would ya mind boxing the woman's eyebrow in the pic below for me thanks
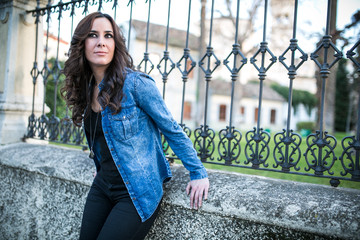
[89,30,113,33]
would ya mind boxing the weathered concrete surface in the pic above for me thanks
[0,143,359,240]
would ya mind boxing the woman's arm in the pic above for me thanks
[134,73,209,209]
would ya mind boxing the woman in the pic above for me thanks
[62,12,209,240]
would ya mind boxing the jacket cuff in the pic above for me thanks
[189,168,208,180]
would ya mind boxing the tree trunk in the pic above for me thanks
[195,0,206,127]
[315,0,337,134]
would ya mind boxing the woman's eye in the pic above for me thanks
[88,33,97,38]
[105,33,113,38]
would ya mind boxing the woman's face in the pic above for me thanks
[85,17,115,72]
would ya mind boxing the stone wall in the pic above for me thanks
[0,143,359,240]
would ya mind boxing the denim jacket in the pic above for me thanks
[83,70,208,222]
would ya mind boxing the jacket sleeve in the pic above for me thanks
[134,73,208,180]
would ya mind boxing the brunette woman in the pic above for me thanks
[62,12,209,240]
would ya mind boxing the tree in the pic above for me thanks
[45,58,67,119]
[334,59,350,132]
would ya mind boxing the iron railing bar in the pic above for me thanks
[164,0,171,52]
[228,0,241,129]
[160,0,174,99]
[208,0,214,47]
[52,2,63,119]
[127,0,134,50]
[177,0,195,133]
[113,0,117,20]
[262,0,268,42]
[27,0,41,138]
[185,0,191,49]
[145,0,151,54]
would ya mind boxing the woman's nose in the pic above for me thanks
[97,37,105,47]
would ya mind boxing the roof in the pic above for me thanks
[131,19,200,49]
[210,80,285,102]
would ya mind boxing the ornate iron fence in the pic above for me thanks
[25,0,360,187]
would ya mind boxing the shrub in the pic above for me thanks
[296,121,315,131]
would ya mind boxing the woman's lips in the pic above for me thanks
[94,51,107,55]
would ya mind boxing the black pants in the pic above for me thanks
[79,174,160,240]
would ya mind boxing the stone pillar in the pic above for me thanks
[0,0,45,144]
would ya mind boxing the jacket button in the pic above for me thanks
[132,197,136,200]
[117,164,121,168]
[104,131,108,134]
[125,181,129,184]
[111,148,114,151]
[123,116,126,119]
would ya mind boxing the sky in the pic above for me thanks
[44,0,360,53]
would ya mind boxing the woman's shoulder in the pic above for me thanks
[124,69,155,86]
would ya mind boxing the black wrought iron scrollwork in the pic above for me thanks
[27,114,38,138]
[23,0,360,186]
[195,0,218,162]
[218,126,242,165]
[157,51,175,87]
[274,0,306,173]
[27,0,41,138]
[198,47,221,77]
[311,35,343,74]
[48,116,60,141]
[304,131,337,176]
[217,0,246,165]
[194,125,215,162]
[72,125,85,145]
[346,39,360,72]
[246,0,274,168]
[250,42,277,81]
[179,123,191,138]
[28,60,40,138]
[60,117,72,143]
[306,0,342,180]
[244,128,270,168]
[273,129,301,172]
[339,39,360,181]
[38,0,52,140]
[340,136,360,180]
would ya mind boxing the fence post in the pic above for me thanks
[0,0,45,144]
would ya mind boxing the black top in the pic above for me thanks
[84,109,124,185]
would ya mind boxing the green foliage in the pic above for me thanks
[335,59,350,132]
[296,121,315,131]
[271,84,317,115]
[45,58,68,119]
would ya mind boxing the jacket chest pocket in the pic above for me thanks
[110,106,138,141]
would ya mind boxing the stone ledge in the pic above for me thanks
[0,143,359,239]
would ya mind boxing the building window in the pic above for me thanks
[254,107,258,123]
[240,106,245,115]
[183,101,192,120]
[219,104,226,121]
[270,109,276,124]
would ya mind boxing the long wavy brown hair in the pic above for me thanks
[62,12,134,126]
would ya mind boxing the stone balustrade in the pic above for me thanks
[0,142,359,239]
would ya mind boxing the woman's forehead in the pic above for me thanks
[91,17,113,32]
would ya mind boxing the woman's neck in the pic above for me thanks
[91,68,106,85]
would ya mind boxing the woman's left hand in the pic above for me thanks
[186,178,209,210]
